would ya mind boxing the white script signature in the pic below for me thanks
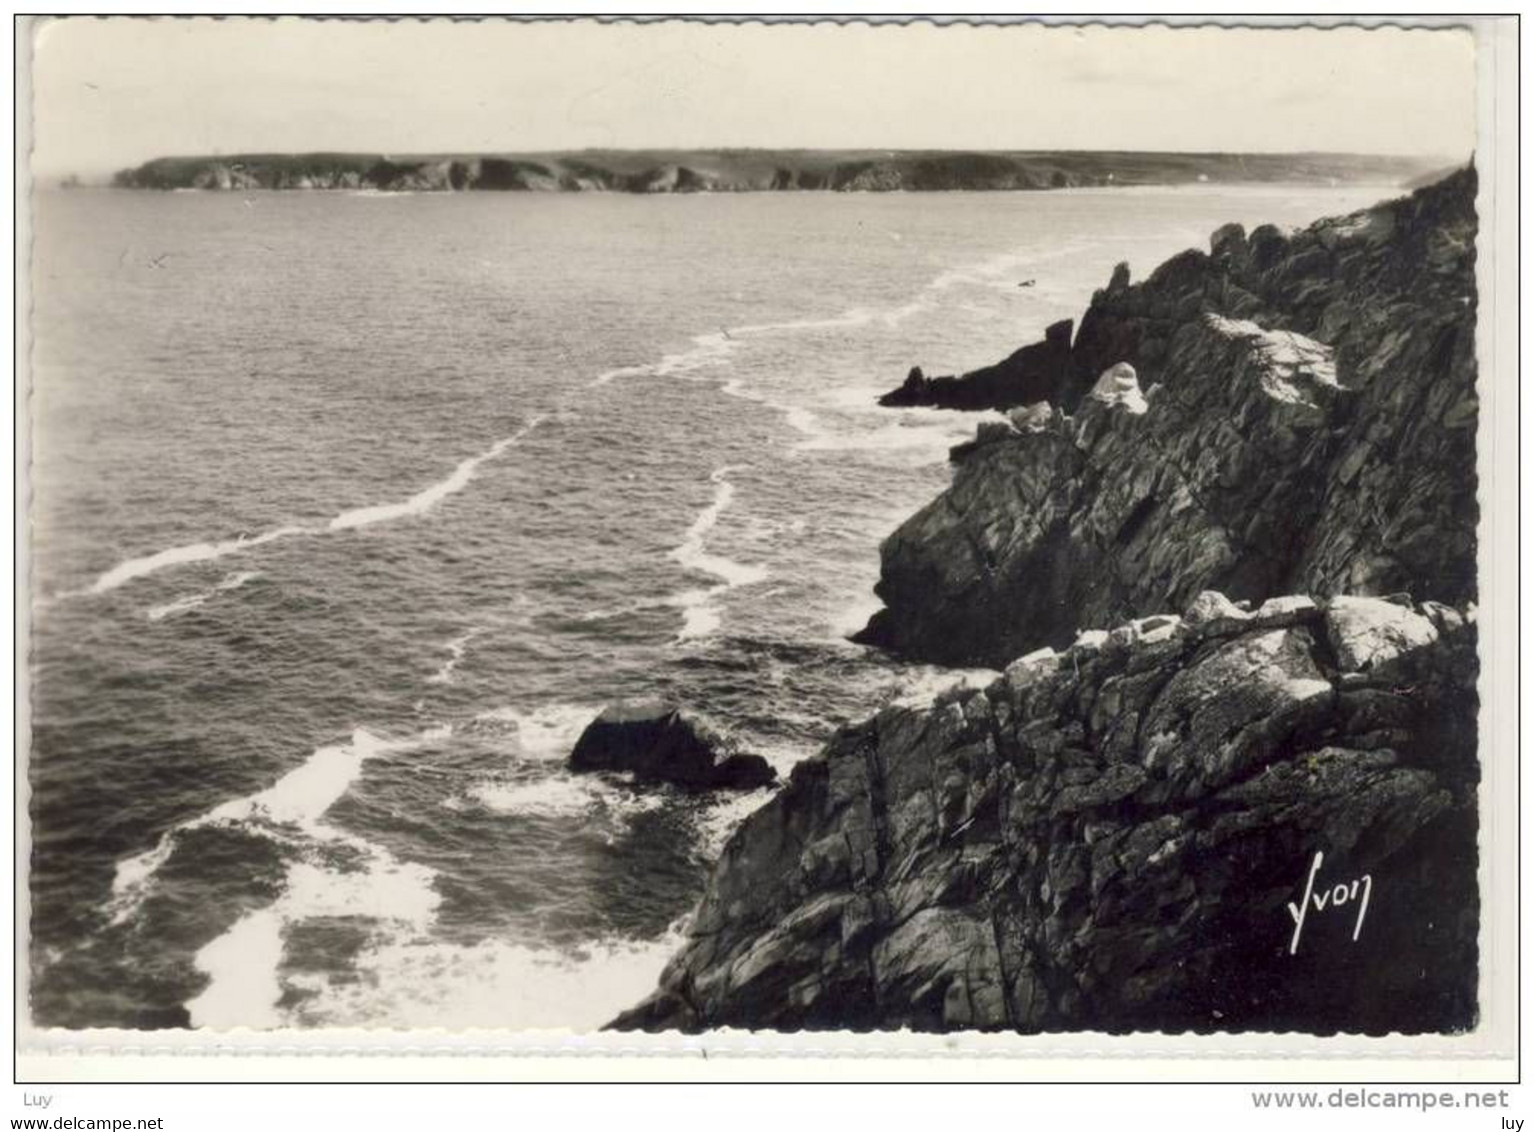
[1286,850,1372,955]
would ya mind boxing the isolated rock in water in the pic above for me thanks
[878,319,1075,411]
[858,168,1479,667]
[614,595,1479,1034]
[570,703,776,791]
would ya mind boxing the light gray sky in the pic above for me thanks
[29,18,1477,178]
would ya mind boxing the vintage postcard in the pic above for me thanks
[13,14,1518,1083]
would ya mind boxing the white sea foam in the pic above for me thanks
[329,417,545,531]
[81,416,547,597]
[185,908,287,1029]
[190,792,673,1030]
[108,727,448,928]
[469,776,598,818]
[590,362,656,387]
[188,850,442,1030]
[879,297,933,326]
[786,398,1002,464]
[469,772,666,821]
[572,600,661,625]
[781,407,822,438]
[470,702,596,761]
[925,241,1088,295]
[731,308,879,336]
[145,571,263,622]
[426,627,485,685]
[791,418,979,460]
[716,378,830,453]
[662,332,741,381]
[666,467,768,641]
[163,726,451,1029]
[671,593,723,641]
[595,330,740,390]
[90,528,305,595]
[288,926,687,1031]
[830,590,887,640]
[669,469,769,588]
[886,666,1002,709]
[453,703,663,833]
[694,777,786,858]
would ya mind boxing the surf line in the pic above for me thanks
[426,626,486,686]
[89,237,1036,602]
[145,570,264,622]
[592,235,1071,400]
[77,415,549,598]
[584,281,981,449]
[666,466,768,641]
[104,725,449,1029]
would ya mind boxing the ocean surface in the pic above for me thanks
[28,182,1391,1031]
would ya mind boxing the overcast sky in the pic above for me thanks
[29,18,1477,178]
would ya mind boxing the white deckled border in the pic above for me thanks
[9,10,1520,1083]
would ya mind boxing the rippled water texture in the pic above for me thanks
[28,184,1390,1029]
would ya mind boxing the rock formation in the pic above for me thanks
[616,168,1481,1035]
[878,320,1076,410]
[858,168,1478,668]
[614,594,1478,1033]
[570,703,776,792]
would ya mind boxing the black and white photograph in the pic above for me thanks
[14,14,1517,1082]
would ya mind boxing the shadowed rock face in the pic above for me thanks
[613,595,1478,1034]
[858,168,1478,668]
[879,320,1076,410]
[615,169,1482,1037]
[570,703,777,792]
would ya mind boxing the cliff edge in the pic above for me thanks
[616,594,1477,1033]
[858,168,1478,668]
[614,169,1481,1035]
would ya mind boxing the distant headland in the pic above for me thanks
[107,149,1453,194]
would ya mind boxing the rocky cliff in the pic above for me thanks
[110,150,1444,195]
[615,169,1481,1035]
[879,320,1076,411]
[858,168,1478,667]
[617,594,1478,1033]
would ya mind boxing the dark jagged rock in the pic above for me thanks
[613,594,1478,1034]
[858,168,1478,668]
[878,320,1075,410]
[617,168,1482,1038]
[570,703,776,792]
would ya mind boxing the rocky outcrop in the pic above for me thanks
[110,151,1444,195]
[614,594,1478,1034]
[570,703,776,791]
[615,168,1481,1037]
[878,320,1076,410]
[857,168,1478,668]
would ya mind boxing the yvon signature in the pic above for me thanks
[1287,851,1372,955]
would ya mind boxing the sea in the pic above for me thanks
[28,182,1391,1031]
